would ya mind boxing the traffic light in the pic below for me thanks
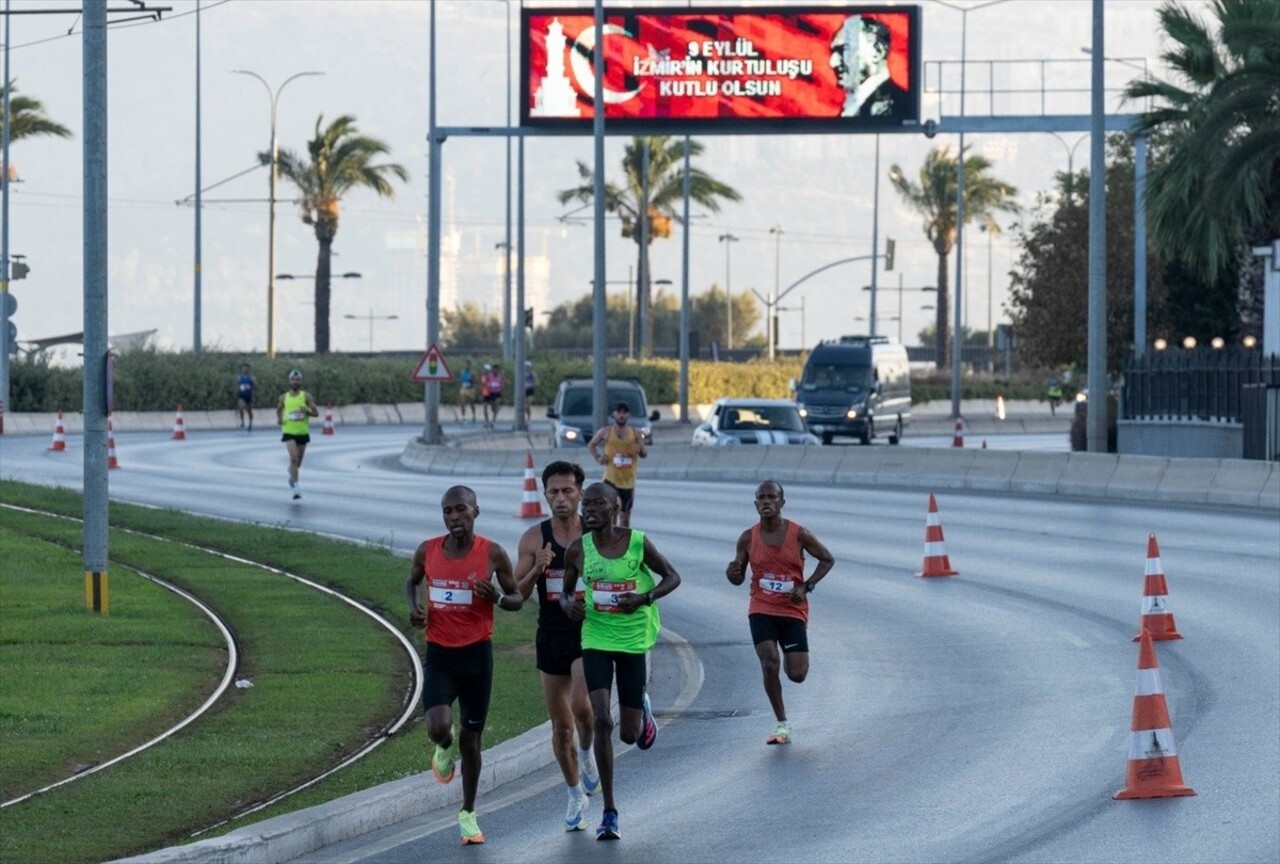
[884,238,896,272]
[524,307,534,328]
[11,260,29,280]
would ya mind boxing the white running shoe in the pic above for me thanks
[580,753,600,796]
[291,481,301,500]
[564,793,588,832]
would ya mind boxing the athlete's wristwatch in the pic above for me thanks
[644,591,654,606]
[803,581,814,594]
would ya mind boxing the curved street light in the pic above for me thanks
[232,68,324,357]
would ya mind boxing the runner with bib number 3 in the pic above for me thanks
[726,480,835,746]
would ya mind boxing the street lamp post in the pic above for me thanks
[278,272,361,350]
[769,225,784,360]
[718,232,739,352]
[1048,132,1089,203]
[233,69,323,358]
[344,308,399,353]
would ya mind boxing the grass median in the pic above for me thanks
[0,481,543,864]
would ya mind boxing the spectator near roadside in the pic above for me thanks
[482,363,504,429]
[457,360,478,424]
[523,361,538,421]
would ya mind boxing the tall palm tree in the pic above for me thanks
[265,114,407,354]
[1124,0,1280,294]
[0,81,72,182]
[889,146,1019,366]
[558,136,741,357]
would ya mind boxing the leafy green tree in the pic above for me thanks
[441,302,502,350]
[1007,138,1170,373]
[889,147,1019,367]
[266,115,408,354]
[557,137,742,358]
[1124,0,1280,332]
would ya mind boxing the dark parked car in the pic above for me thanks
[546,378,659,448]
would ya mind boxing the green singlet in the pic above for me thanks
[581,529,659,653]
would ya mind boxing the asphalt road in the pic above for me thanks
[2,426,1276,864]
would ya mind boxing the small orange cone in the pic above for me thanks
[107,417,120,470]
[48,410,67,452]
[322,405,335,436]
[952,416,965,448]
[916,493,958,578]
[171,404,187,440]
[1114,629,1196,800]
[1133,533,1183,642]
[517,452,545,518]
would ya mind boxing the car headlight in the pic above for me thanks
[845,408,859,419]
[797,404,808,419]
[561,427,580,442]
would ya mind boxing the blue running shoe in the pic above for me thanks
[637,693,657,750]
[596,808,620,841]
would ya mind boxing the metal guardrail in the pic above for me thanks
[1122,348,1280,425]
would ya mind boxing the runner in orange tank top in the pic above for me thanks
[726,480,835,746]
[407,485,523,845]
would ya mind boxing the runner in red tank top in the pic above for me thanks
[726,480,835,746]
[407,485,523,845]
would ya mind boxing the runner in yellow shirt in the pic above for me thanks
[275,369,319,500]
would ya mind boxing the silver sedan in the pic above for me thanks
[691,398,821,446]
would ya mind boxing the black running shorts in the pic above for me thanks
[423,640,494,731]
[748,613,809,654]
[535,628,583,677]
[581,649,647,710]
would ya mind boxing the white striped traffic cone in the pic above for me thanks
[1114,629,1195,799]
[951,416,965,448]
[107,417,120,470]
[517,452,545,519]
[916,493,958,578]
[322,405,335,436]
[171,404,187,440]
[48,410,67,452]
[1133,533,1183,642]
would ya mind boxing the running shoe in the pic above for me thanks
[580,752,600,796]
[292,484,302,501]
[596,808,620,841]
[637,693,657,750]
[458,809,484,845]
[432,733,458,784]
[766,721,792,745]
[564,793,588,832]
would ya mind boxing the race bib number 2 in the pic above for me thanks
[429,581,473,607]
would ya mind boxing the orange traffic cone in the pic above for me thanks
[48,410,67,452]
[322,405,335,436]
[916,493,958,578]
[517,452,545,518]
[171,404,187,440]
[1114,629,1196,799]
[107,417,120,470]
[952,416,965,448]
[1133,533,1183,642]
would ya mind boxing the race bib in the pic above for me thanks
[592,579,636,613]
[612,454,634,469]
[543,570,583,602]
[758,572,795,594]
[429,579,474,607]
[288,410,306,421]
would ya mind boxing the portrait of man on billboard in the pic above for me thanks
[828,15,908,118]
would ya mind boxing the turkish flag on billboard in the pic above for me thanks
[523,6,921,130]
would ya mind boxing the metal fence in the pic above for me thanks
[1242,383,1280,462]
[1121,349,1280,424]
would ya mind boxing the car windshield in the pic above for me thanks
[801,363,871,392]
[721,405,806,433]
[562,388,645,418]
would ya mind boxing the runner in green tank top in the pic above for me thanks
[560,482,682,841]
[275,369,319,500]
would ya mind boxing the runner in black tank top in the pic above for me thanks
[513,461,599,830]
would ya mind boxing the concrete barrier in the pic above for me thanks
[399,438,1278,512]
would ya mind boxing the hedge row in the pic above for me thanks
[7,350,1063,413]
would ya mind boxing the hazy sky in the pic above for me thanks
[5,0,1206,360]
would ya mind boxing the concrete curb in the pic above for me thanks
[398,440,1279,513]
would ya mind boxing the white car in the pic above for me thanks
[692,398,820,446]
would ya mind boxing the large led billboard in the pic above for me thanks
[522,5,922,131]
